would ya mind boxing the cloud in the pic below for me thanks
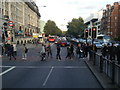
[36,0,119,30]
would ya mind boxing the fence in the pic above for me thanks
[89,50,120,87]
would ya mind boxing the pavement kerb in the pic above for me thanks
[84,60,119,89]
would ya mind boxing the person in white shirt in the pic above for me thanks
[13,43,17,56]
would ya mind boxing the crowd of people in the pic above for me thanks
[1,42,28,60]
[1,42,17,60]
[1,41,120,65]
[101,43,120,64]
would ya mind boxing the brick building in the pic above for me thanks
[101,2,120,38]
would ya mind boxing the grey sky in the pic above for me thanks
[36,0,119,30]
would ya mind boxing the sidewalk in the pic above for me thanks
[84,59,119,88]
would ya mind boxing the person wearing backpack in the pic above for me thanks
[22,44,28,60]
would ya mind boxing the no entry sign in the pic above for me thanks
[8,21,14,27]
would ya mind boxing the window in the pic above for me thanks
[115,16,117,20]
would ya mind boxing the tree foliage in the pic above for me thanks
[44,20,62,36]
[67,17,86,37]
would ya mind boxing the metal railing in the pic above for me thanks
[89,50,120,87]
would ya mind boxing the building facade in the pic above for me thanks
[0,0,41,44]
[101,2,120,38]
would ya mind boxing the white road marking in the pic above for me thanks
[43,66,54,86]
[0,66,16,76]
[54,66,87,68]
[0,66,12,68]
[1,66,87,69]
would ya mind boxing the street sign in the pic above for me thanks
[8,21,14,27]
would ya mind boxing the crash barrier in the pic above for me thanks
[89,50,120,87]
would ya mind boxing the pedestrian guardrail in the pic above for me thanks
[89,50,120,87]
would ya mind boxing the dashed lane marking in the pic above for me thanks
[0,66,16,76]
[43,66,54,86]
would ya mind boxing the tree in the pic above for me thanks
[67,17,86,37]
[44,20,62,36]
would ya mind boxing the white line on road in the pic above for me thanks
[1,66,87,69]
[0,66,16,76]
[43,66,54,86]
[0,66,12,68]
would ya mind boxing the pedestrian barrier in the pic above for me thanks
[89,50,120,87]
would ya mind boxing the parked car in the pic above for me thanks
[94,42,103,49]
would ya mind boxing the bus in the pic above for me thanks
[48,36,55,42]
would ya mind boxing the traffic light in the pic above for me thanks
[85,29,88,38]
[92,27,97,38]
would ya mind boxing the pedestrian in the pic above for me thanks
[66,45,71,59]
[22,44,28,60]
[84,43,89,58]
[76,44,82,58]
[116,44,120,64]
[92,44,97,52]
[40,44,46,61]
[101,44,107,58]
[13,43,17,56]
[8,44,16,60]
[88,44,93,60]
[46,43,52,58]
[70,44,74,59]
[4,42,10,56]
[1,43,4,56]
[56,44,61,60]
[105,43,110,59]
[109,43,116,61]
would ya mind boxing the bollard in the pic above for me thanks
[111,60,115,84]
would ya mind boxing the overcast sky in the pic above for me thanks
[36,0,119,31]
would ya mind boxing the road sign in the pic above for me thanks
[8,21,14,27]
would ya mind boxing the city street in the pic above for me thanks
[1,44,102,88]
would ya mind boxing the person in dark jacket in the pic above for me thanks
[116,44,120,64]
[8,44,16,60]
[66,45,71,59]
[46,43,52,58]
[109,43,116,61]
[83,43,89,58]
[76,44,83,58]
[101,44,107,58]
[56,44,61,60]
[92,44,97,52]
[70,44,74,59]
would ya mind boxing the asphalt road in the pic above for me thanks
[1,44,102,88]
